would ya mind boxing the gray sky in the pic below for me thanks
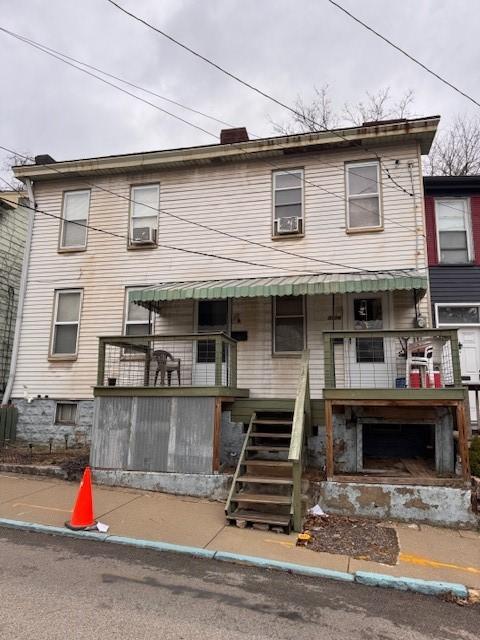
[1,0,479,175]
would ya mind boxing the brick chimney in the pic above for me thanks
[220,127,249,144]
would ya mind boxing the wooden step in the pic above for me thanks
[237,475,293,485]
[232,493,292,505]
[245,459,293,467]
[253,419,292,425]
[246,445,290,452]
[250,432,291,438]
[227,509,291,527]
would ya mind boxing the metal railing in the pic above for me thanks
[97,333,237,388]
[323,329,462,390]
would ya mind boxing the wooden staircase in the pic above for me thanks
[225,411,295,532]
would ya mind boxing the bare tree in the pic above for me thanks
[270,86,415,135]
[424,115,480,176]
[0,153,32,192]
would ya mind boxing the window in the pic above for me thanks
[437,305,480,325]
[60,190,90,249]
[273,296,305,353]
[124,288,151,336]
[129,184,159,244]
[435,199,473,264]
[50,290,82,357]
[346,161,381,231]
[353,297,384,363]
[273,169,303,236]
[55,402,78,425]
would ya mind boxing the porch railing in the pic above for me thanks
[323,329,462,390]
[97,333,237,388]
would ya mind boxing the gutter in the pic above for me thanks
[1,178,35,405]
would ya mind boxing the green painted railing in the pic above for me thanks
[288,350,311,532]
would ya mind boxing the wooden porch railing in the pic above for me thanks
[289,350,311,532]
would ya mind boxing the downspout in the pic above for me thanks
[1,178,35,405]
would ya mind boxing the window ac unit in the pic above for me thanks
[131,226,157,244]
[277,216,300,234]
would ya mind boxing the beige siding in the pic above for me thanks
[13,143,428,400]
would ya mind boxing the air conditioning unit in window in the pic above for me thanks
[131,227,157,245]
[277,216,300,234]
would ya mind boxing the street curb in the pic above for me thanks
[0,517,471,599]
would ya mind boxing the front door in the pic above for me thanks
[458,327,480,422]
[346,293,392,388]
[193,300,230,385]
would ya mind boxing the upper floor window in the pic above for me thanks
[435,198,473,264]
[50,289,82,358]
[346,161,382,231]
[60,190,90,250]
[124,288,151,336]
[272,169,303,237]
[129,184,159,246]
[273,295,305,354]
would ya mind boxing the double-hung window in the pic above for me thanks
[273,296,305,354]
[60,190,90,250]
[124,288,151,336]
[346,161,382,231]
[129,184,159,245]
[273,169,304,236]
[435,198,473,264]
[50,290,82,357]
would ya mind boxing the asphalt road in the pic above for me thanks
[0,527,477,640]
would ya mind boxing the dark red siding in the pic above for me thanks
[424,195,438,266]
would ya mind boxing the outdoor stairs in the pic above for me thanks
[225,411,295,532]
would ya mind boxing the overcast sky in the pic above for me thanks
[1,0,479,177]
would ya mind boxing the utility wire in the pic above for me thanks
[104,0,413,197]
[327,0,480,111]
[0,26,423,238]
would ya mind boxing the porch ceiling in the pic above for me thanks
[131,269,427,306]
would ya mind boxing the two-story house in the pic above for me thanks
[425,175,480,431]
[9,117,474,529]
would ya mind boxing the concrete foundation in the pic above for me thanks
[220,411,244,468]
[93,469,232,500]
[318,480,477,528]
[12,398,94,444]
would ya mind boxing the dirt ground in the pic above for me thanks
[298,514,400,565]
[0,444,89,480]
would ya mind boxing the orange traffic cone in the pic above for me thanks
[65,466,97,530]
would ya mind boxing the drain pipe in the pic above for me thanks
[1,178,35,405]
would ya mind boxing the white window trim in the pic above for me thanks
[59,189,91,251]
[345,161,382,232]
[272,169,304,237]
[273,296,306,355]
[435,302,480,327]
[50,289,83,358]
[435,197,474,264]
[55,401,78,426]
[124,286,152,336]
[129,184,160,245]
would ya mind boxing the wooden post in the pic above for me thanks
[212,398,222,472]
[323,334,334,389]
[292,460,303,532]
[215,336,223,386]
[325,399,334,479]
[455,401,471,481]
[97,339,106,386]
[450,330,462,387]
[143,346,152,387]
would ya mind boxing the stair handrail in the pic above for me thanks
[288,350,310,531]
[225,412,256,515]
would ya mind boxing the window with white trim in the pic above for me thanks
[60,190,90,249]
[273,296,305,353]
[124,288,151,336]
[55,402,78,425]
[346,161,381,230]
[273,169,303,236]
[437,304,480,325]
[51,290,82,357]
[435,198,473,264]
[129,184,159,245]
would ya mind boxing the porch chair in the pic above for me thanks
[405,341,433,388]
[153,349,181,386]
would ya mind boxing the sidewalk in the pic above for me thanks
[0,472,479,590]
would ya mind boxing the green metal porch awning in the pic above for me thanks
[131,270,427,305]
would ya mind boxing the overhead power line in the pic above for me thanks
[327,0,480,111]
[104,0,413,197]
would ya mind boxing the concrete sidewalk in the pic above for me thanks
[0,472,479,590]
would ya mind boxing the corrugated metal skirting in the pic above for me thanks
[90,396,216,474]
